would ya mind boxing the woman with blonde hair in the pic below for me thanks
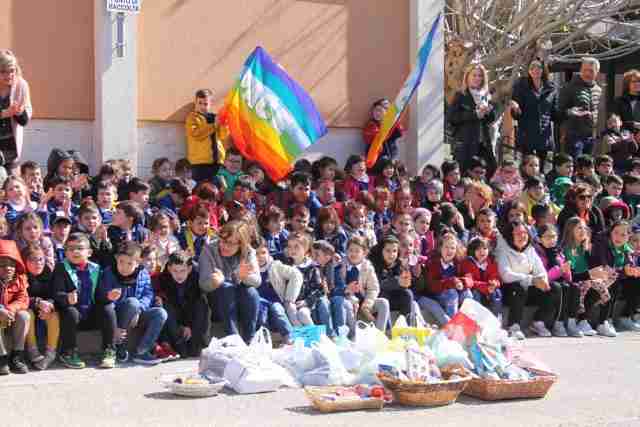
[0,50,32,165]
[198,219,261,343]
[447,63,497,177]
[613,69,640,132]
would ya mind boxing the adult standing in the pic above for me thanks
[558,57,602,158]
[198,220,261,343]
[510,59,559,168]
[0,50,32,166]
[613,69,640,133]
[448,63,498,177]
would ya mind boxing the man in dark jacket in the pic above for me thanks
[559,57,603,158]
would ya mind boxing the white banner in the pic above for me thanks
[107,0,141,13]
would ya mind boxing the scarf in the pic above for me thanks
[469,87,489,107]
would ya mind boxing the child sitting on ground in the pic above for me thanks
[176,203,215,261]
[154,251,210,359]
[254,238,301,344]
[148,158,173,202]
[0,240,31,375]
[22,244,58,370]
[53,233,116,369]
[459,237,502,318]
[101,241,167,365]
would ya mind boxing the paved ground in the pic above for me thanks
[3,333,640,427]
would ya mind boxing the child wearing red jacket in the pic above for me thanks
[459,237,503,317]
[0,240,31,374]
[425,232,473,317]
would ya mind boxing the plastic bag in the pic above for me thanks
[427,332,473,369]
[198,334,248,377]
[355,351,407,385]
[306,336,354,386]
[391,313,433,346]
[291,324,326,347]
[250,327,273,355]
[223,353,283,394]
[354,321,389,357]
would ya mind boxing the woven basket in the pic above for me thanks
[463,369,557,401]
[305,386,385,413]
[377,373,471,407]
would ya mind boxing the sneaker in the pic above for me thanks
[617,317,640,332]
[9,351,29,374]
[597,321,617,338]
[578,320,597,336]
[529,321,552,337]
[115,343,129,363]
[552,321,568,337]
[27,347,44,364]
[59,350,86,369]
[0,355,9,375]
[508,324,525,340]
[99,347,117,369]
[34,350,57,371]
[132,351,161,366]
[154,343,179,362]
[567,318,584,338]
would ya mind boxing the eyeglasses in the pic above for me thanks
[27,257,46,264]
[577,195,593,201]
[0,68,16,75]
[66,245,90,252]
[219,237,240,246]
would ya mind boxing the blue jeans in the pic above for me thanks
[567,136,595,158]
[437,289,473,318]
[116,298,168,354]
[258,299,292,339]
[208,282,260,343]
[330,296,346,336]
[472,289,503,317]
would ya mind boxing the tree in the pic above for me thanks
[445,0,640,105]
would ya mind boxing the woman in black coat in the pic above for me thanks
[510,59,560,168]
[448,63,497,177]
[613,69,640,133]
[556,183,606,237]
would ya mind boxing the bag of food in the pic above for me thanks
[391,313,433,346]
[198,334,248,377]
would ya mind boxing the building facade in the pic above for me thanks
[3,0,444,177]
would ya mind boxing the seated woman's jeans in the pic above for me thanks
[207,282,260,344]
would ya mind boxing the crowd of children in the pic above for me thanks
[2,90,640,377]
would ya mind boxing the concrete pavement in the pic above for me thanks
[3,333,640,427]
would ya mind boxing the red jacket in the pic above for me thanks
[424,256,472,295]
[342,176,373,202]
[459,257,501,296]
[0,240,29,314]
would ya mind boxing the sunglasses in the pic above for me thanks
[577,194,593,201]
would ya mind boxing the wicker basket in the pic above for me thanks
[463,369,557,401]
[377,373,471,407]
[305,386,385,413]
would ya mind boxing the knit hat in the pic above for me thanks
[599,196,631,219]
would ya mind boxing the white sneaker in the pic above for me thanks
[508,324,526,340]
[617,317,640,332]
[552,321,568,337]
[529,321,552,337]
[567,318,584,338]
[597,321,617,338]
[578,320,597,336]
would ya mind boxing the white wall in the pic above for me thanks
[21,120,367,176]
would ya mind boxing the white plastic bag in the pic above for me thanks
[304,336,354,386]
[250,327,273,355]
[198,334,248,377]
[355,351,407,385]
[354,321,389,357]
[223,354,283,394]
[428,332,473,369]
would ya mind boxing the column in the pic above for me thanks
[94,1,138,171]
[404,0,445,175]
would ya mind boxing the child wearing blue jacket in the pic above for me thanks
[100,241,167,365]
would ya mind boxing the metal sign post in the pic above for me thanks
[106,0,141,58]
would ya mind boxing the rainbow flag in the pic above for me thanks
[219,47,327,181]
[366,13,442,169]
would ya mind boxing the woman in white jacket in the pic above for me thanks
[496,220,561,340]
